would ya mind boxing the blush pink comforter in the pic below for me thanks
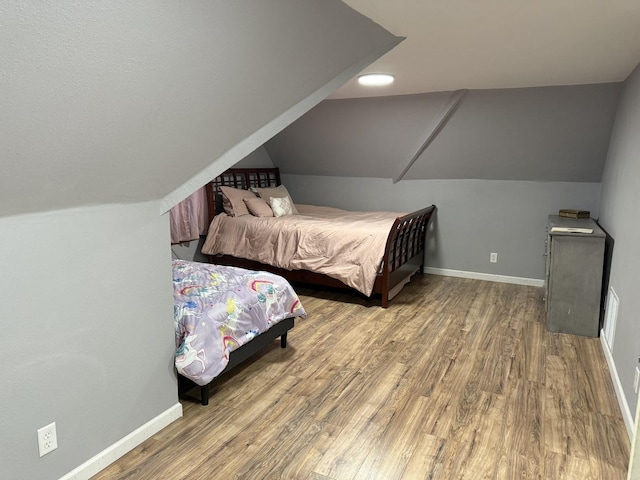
[201,204,402,296]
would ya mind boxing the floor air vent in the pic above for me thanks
[603,287,619,350]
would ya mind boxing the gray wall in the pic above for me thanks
[598,62,640,418]
[0,0,400,218]
[267,84,621,182]
[0,202,177,480]
[268,83,618,281]
[283,174,600,280]
[0,2,398,476]
[235,146,276,169]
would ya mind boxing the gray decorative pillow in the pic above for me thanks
[270,196,293,217]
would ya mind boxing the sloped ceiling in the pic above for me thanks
[265,83,622,182]
[0,0,401,217]
[265,1,637,184]
[333,0,640,98]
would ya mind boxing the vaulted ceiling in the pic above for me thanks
[0,0,399,217]
[4,1,638,218]
[267,1,639,182]
[266,83,621,182]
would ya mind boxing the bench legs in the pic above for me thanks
[200,384,210,406]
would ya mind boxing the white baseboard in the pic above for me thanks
[425,267,544,287]
[600,332,634,440]
[61,403,183,480]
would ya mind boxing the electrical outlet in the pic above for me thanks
[490,252,498,263]
[634,367,640,394]
[37,422,58,457]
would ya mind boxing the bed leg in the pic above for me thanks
[381,293,389,309]
[419,264,425,274]
[200,384,210,406]
[281,333,288,348]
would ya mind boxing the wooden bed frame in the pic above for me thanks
[204,167,436,308]
[178,316,295,405]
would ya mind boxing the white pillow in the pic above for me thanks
[270,196,293,217]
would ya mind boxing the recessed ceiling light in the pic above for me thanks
[357,73,395,87]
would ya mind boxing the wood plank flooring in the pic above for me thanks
[93,275,630,479]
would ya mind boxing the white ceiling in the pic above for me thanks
[331,0,640,98]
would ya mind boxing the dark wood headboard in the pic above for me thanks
[205,167,282,224]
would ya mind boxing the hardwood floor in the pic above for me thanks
[93,275,630,479]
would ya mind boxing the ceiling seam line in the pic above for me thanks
[392,89,467,183]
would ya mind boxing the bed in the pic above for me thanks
[200,167,436,307]
[173,259,306,405]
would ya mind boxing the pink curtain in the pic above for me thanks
[169,187,209,244]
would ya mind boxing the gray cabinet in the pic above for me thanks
[544,215,605,337]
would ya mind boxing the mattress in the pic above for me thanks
[201,204,402,295]
[173,260,306,386]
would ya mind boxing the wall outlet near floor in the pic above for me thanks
[634,367,640,394]
[490,252,498,263]
[37,422,58,457]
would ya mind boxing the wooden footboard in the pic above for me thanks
[204,167,436,308]
[376,205,436,307]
